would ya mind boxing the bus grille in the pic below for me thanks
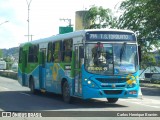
[96,78,128,83]
[103,90,122,95]
[101,84,126,88]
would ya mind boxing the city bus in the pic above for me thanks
[18,29,140,103]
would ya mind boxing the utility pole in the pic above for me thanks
[59,18,72,27]
[26,0,33,41]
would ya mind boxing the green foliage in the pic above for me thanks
[141,52,157,68]
[118,0,160,52]
[3,57,13,62]
[84,6,118,29]
[0,49,3,58]
[152,80,160,84]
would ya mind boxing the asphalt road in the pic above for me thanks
[0,76,159,120]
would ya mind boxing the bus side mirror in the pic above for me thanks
[138,46,141,63]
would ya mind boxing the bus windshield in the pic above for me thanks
[85,43,138,75]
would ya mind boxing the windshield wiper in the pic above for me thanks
[120,42,127,63]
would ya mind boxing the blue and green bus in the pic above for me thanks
[18,29,140,103]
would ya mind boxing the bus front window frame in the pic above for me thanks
[85,43,138,75]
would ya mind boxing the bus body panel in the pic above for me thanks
[30,65,40,89]
[18,68,23,85]
[44,63,73,95]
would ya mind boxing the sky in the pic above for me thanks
[0,0,123,49]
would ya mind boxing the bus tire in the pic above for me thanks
[62,81,71,103]
[107,98,118,103]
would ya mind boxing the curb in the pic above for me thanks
[140,83,160,89]
[0,71,18,80]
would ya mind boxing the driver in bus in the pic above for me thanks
[92,45,107,66]
[98,53,106,64]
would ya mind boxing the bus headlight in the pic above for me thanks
[84,79,98,88]
[88,81,91,84]
[88,81,98,88]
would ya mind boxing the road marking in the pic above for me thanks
[20,92,31,96]
[121,98,160,109]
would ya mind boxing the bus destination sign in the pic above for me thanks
[86,32,136,41]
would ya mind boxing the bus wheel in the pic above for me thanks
[62,81,71,103]
[107,98,118,103]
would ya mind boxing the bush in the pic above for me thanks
[151,80,160,84]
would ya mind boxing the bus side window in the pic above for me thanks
[47,42,53,62]
[28,46,33,62]
[52,43,55,62]
[34,45,39,62]
[63,39,73,62]
[28,45,39,63]
[54,41,62,62]
[79,46,84,66]
[19,47,23,63]
[79,46,84,58]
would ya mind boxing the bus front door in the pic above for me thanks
[39,49,46,89]
[74,45,84,96]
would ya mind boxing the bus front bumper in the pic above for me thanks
[82,85,139,99]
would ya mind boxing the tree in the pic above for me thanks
[141,52,157,68]
[0,49,3,58]
[84,6,117,29]
[3,56,14,70]
[118,0,160,52]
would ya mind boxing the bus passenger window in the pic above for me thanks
[79,46,84,58]
[34,45,39,62]
[28,46,34,63]
[54,41,62,62]
[28,45,39,63]
[19,47,23,63]
[63,39,73,62]
[47,42,53,62]
[52,43,55,61]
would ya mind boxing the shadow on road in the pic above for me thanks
[0,90,127,111]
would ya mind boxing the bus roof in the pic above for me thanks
[19,29,135,47]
